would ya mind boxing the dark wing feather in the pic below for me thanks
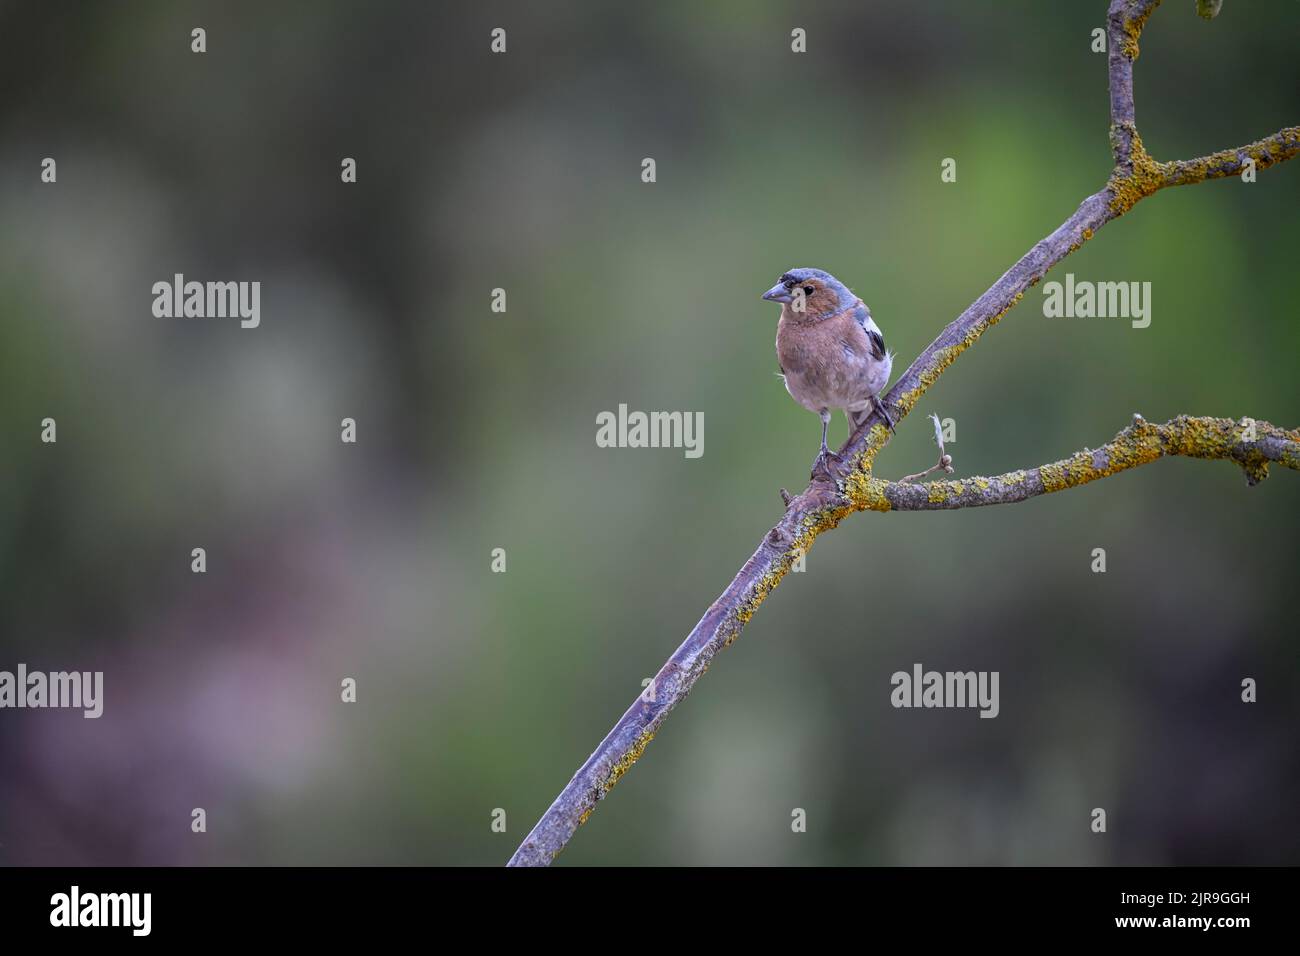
[853,304,887,360]
[866,327,886,361]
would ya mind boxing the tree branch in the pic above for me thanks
[1158,128,1300,189]
[506,0,1300,866]
[863,415,1300,512]
[1106,0,1155,167]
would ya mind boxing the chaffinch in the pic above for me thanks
[762,268,895,477]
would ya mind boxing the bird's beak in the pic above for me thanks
[762,282,793,303]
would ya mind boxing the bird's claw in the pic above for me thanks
[810,447,843,480]
[874,396,897,434]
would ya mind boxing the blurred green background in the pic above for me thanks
[1,0,1297,865]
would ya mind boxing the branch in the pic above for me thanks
[1106,0,1157,167]
[506,0,1300,866]
[865,415,1300,512]
[1102,0,1298,215]
[1158,128,1300,189]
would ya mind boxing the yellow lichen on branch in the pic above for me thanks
[1109,126,1300,215]
[858,416,1300,513]
[843,472,892,512]
[1161,127,1300,188]
[1118,1,1158,60]
[1107,127,1165,214]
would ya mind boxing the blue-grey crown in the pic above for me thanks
[779,268,853,307]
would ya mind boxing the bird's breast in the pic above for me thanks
[776,314,887,411]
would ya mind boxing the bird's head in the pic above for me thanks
[761,268,854,318]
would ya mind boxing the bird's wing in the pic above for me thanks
[852,303,887,360]
[865,327,886,361]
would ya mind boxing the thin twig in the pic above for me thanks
[898,412,954,482]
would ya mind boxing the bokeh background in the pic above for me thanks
[1,0,1297,866]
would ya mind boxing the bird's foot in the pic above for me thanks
[873,396,897,434]
[810,446,844,481]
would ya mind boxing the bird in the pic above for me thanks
[762,267,895,477]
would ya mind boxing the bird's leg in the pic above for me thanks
[811,408,842,478]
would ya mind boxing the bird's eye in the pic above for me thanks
[802,286,814,296]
